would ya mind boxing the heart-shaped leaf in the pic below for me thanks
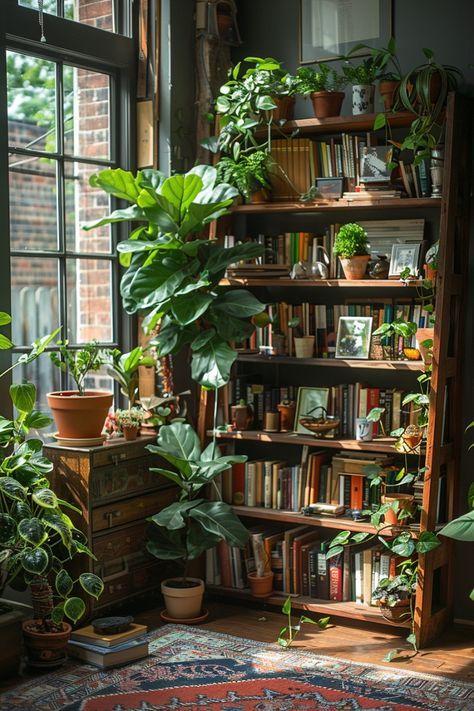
[79,573,104,600]
[64,596,86,624]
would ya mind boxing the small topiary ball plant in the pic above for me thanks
[333,223,369,258]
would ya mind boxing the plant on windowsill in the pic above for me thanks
[295,63,347,118]
[85,164,268,620]
[0,314,102,669]
[333,223,370,280]
[48,340,112,441]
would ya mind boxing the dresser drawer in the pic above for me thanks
[97,562,162,606]
[91,437,156,468]
[93,521,148,562]
[90,456,166,503]
[92,487,177,532]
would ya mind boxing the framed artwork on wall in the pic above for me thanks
[299,0,393,64]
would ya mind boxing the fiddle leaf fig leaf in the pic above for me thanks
[191,336,237,389]
[439,510,474,541]
[188,501,249,548]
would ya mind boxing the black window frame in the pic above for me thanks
[0,0,136,399]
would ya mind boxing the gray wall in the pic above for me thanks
[233,0,474,622]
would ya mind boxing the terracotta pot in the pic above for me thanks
[161,578,204,620]
[22,620,72,668]
[294,336,314,358]
[416,327,434,365]
[247,571,274,598]
[277,402,296,431]
[423,264,438,282]
[272,96,295,121]
[216,13,233,38]
[231,403,254,430]
[310,91,345,118]
[249,188,268,204]
[47,390,113,439]
[382,494,415,526]
[339,255,370,280]
[377,598,411,624]
[122,425,139,441]
[379,80,400,112]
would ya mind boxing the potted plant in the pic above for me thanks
[241,55,299,121]
[48,340,112,440]
[295,63,347,118]
[349,39,403,112]
[288,317,314,358]
[333,223,370,280]
[146,421,249,621]
[216,148,271,203]
[0,317,103,668]
[423,240,439,282]
[115,407,144,441]
[106,346,156,409]
[342,53,383,115]
[372,318,419,360]
[372,566,417,624]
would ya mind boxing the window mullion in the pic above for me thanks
[56,58,68,390]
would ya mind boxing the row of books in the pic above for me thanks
[239,300,432,357]
[229,380,418,436]
[207,529,405,603]
[219,451,406,513]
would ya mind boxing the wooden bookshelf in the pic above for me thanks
[237,354,425,371]
[221,278,425,288]
[208,585,411,628]
[232,198,440,214]
[259,110,416,137]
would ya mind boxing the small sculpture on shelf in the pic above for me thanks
[231,399,254,431]
[369,255,390,280]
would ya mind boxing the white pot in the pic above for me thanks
[294,336,315,358]
[161,577,204,620]
[352,84,375,115]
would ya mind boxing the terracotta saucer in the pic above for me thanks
[159,608,209,625]
[53,433,107,447]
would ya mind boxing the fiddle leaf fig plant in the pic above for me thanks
[106,346,156,408]
[146,422,249,578]
[85,165,265,390]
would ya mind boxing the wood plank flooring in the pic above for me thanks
[135,599,474,682]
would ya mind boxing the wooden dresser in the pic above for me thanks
[45,435,176,615]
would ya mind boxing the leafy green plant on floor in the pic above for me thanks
[277,596,330,648]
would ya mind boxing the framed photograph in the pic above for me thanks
[316,177,344,199]
[336,317,373,359]
[389,243,421,278]
[359,146,393,183]
[299,0,392,64]
[294,387,329,434]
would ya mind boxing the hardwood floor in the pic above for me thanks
[135,599,474,682]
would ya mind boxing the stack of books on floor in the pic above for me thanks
[67,622,149,668]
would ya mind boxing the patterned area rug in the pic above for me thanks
[1,625,473,710]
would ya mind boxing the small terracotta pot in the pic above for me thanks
[294,336,314,358]
[423,264,438,282]
[339,255,370,280]
[216,13,233,37]
[272,96,295,121]
[277,402,296,431]
[416,327,434,364]
[249,188,268,204]
[161,578,204,620]
[379,80,400,112]
[122,425,139,441]
[247,571,274,598]
[22,620,72,668]
[382,494,415,526]
[310,91,345,118]
[47,390,113,439]
[377,598,411,624]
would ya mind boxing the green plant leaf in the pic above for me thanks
[191,336,237,389]
[0,334,13,350]
[0,312,12,326]
[0,513,17,544]
[212,290,265,318]
[439,510,474,541]
[161,173,203,222]
[0,477,26,501]
[155,421,201,461]
[326,545,344,560]
[51,602,65,625]
[383,648,401,662]
[406,633,417,650]
[415,531,441,553]
[351,532,371,543]
[23,411,53,430]
[170,293,213,326]
[42,511,73,547]
[330,530,351,545]
[317,616,330,629]
[204,242,264,275]
[21,547,49,574]
[9,383,36,414]
[63,596,86,624]
[55,569,74,597]
[391,538,415,557]
[282,596,292,615]
[79,573,104,600]
[149,500,204,530]
[32,488,58,509]
[146,529,187,560]
[373,113,386,130]
[18,517,47,546]
[188,500,249,547]
[89,168,141,202]
[84,205,146,231]
[367,407,385,422]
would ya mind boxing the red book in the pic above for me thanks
[367,387,380,437]
[329,553,343,601]
[350,475,364,510]
[232,463,245,505]
[217,540,232,588]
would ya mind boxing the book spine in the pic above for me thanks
[329,554,343,601]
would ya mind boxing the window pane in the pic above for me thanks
[11,257,60,347]
[64,0,115,32]
[7,51,57,153]
[9,156,58,252]
[67,259,113,343]
[65,162,111,253]
[64,65,111,160]
[19,0,57,15]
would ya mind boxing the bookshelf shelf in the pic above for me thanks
[209,429,401,454]
[260,111,417,137]
[207,585,410,628]
[232,505,420,538]
[237,354,425,371]
[232,198,440,214]
[221,278,424,289]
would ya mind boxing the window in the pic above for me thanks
[2,0,135,415]
[19,0,124,35]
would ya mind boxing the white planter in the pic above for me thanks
[352,84,375,115]
[294,336,315,358]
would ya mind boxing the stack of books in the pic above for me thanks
[67,622,149,669]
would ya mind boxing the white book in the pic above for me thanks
[354,552,363,604]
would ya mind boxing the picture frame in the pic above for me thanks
[316,177,344,199]
[388,243,421,278]
[336,317,373,360]
[299,0,392,64]
[294,386,330,434]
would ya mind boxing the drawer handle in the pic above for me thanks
[111,453,127,465]
[104,510,122,527]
